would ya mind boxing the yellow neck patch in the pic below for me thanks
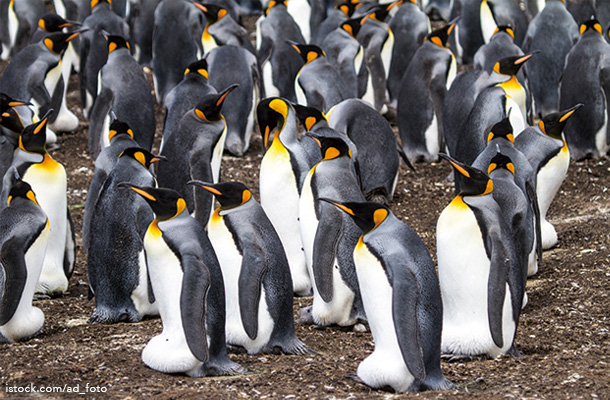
[483,179,493,195]
[148,220,162,238]
[372,208,388,230]
[242,190,251,205]
[108,42,117,54]
[323,147,340,160]
[134,151,147,167]
[174,198,186,218]
[306,51,319,63]
[305,116,317,131]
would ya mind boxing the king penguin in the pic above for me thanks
[515,104,583,250]
[86,147,163,323]
[192,2,256,55]
[88,35,155,157]
[437,153,524,357]
[522,0,579,117]
[257,97,317,296]
[129,0,161,66]
[0,0,46,59]
[0,94,30,192]
[323,198,454,393]
[299,134,366,327]
[0,114,75,297]
[190,180,313,355]
[157,85,238,228]
[124,185,246,377]
[558,18,610,160]
[0,177,49,343]
[473,25,523,73]
[256,0,305,103]
[397,21,457,163]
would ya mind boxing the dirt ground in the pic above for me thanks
[1,21,610,400]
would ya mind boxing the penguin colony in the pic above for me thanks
[0,0,608,394]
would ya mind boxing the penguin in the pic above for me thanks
[559,18,610,160]
[79,0,130,115]
[256,0,305,103]
[206,45,261,156]
[0,114,74,297]
[123,185,246,377]
[0,178,49,343]
[326,98,400,204]
[0,94,30,195]
[387,0,430,108]
[299,134,366,327]
[129,0,161,66]
[257,98,321,297]
[156,85,238,228]
[522,0,579,117]
[322,199,455,393]
[81,118,139,252]
[397,21,457,163]
[566,0,596,26]
[30,13,80,43]
[161,58,217,150]
[437,153,524,357]
[454,53,535,165]
[310,0,361,46]
[88,35,156,157]
[289,42,353,113]
[479,0,529,48]
[423,0,452,21]
[192,2,256,55]
[284,0,313,42]
[151,0,203,104]
[52,0,91,22]
[356,5,395,112]
[189,180,313,355]
[321,16,368,102]
[0,31,83,141]
[86,147,163,323]
[523,0,545,20]
[471,116,541,277]
[449,0,486,65]
[473,25,523,73]
[515,104,583,250]
[1,0,46,59]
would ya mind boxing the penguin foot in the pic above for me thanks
[227,344,248,354]
[89,307,142,324]
[266,338,317,355]
[33,293,52,301]
[199,359,248,377]
[441,354,490,363]
[506,345,524,358]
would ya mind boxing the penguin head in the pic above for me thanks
[493,53,536,76]
[307,133,352,161]
[292,103,327,132]
[363,5,391,23]
[340,16,367,39]
[424,18,458,48]
[440,153,493,197]
[538,103,584,140]
[108,118,134,142]
[184,58,209,79]
[492,24,514,39]
[320,199,389,235]
[487,148,515,176]
[486,114,514,143]
[0,93,30,113]
[257,97,292,148]
[265,0,287,15]
[120,185,188,221]
[194,84,238,123]
[38,13,79,32]
[118,148,166,169]
[105,35,130,54]
[192,2,229,24]
[579,17,603,35]
[43,30,83,55]
[188,180,253,210]
[7,178,41,207]
[91,0,112,10]
[19,110,53,155]
[287,41,326,64]
[336,0,363,18]
[0,94,30,133]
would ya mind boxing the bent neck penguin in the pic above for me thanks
[324,199,455,393]
[190,180,313,355]
[437,153,523,358]
[397,21,457,163]
[0,178,49,343]
[298,134,366,328]
[0,114,74,297]
[156,85,237,228]
[257,97,317,296]
[125,185,246,377]
[515,104,583,250]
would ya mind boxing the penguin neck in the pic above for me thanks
[202,25,218,52]
[277,111,299,146]
[217,198,256,217]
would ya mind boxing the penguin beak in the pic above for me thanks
[66,28,87,42]
[192,2,207,12]
[559,103,584,123]
[387,0,403,11]
[319,198,355,216]
[150,155,167,163]
[515,51,538,65]
[33,109,54,135]
[286,40,301,54]
[305,132,322,147]
[8,100,31,107]
[118,183,158,202]
[439,153,471,178]
[447,17,460,35]
[187,180,222,195]
[216,84,239,108]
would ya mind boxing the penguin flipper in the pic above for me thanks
[63,207,75,280]
[392,265,426,381]
[526,178,542,264]
[238,247,267,340]
[180,254,210,363]
[600,66,610,148]
[0,238,28,325]
[312,204,342,303]
[27,66,53,116]
[486,233,511,349]
[87,88,114,157]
